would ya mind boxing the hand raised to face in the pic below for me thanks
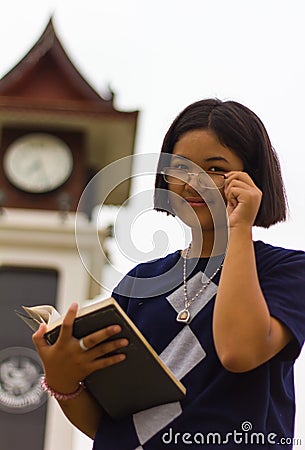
[224,171,262,230]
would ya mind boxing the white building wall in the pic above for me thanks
[0,208,105,450]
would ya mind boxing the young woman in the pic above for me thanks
[33,99,305,449]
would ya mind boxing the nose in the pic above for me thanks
[185,173,205,192]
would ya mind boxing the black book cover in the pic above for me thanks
[19,299,186,419]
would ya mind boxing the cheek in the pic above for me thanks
[168,190,212,228]
[168,186,183,208]
[220,188,227,205]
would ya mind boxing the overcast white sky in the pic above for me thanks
[1,0,305,250]
[1,1,305,446]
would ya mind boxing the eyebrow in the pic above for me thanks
[172,155,230,164]
[203,156,229,163]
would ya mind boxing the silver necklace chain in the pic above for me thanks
[176,243,223,324]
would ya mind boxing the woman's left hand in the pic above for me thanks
[224,171,262,229]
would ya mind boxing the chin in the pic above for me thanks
[176,209,215,230]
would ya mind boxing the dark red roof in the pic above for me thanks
[0,18,115,112]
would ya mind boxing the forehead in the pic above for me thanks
[172,129,243,168]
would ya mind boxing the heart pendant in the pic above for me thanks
[176,309,191,324]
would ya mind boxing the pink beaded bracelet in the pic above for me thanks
[40,375,85,401]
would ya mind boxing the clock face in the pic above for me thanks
[3,133,73,193]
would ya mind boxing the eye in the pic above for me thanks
[173,164,189,170]
[208,166,226,173]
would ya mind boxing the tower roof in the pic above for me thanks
[0,18,139,206]
[0,17,119,110]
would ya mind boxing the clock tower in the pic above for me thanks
[0,17,138,213]
[0,18,138,450]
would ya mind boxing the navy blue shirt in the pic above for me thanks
[94,241,305,449]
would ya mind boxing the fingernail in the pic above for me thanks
[112,325,122,333]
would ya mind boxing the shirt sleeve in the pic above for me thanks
[111,265,139,311]
[258,247,305,361]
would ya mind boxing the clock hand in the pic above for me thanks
[25,159,43,175]
[25,159,52,186]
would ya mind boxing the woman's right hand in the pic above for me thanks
[32,302,128,394]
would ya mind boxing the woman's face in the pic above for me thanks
[169,129,244,230]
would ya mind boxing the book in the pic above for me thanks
[16,297,186,419]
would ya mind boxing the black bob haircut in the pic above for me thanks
[154,98,287,228]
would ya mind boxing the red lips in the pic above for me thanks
[185,197,207,207]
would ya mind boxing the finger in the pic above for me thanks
[32,322,47,344]
[58,302,79,342]
[32,323,49,354]
[82,325,123,350]
[226,196,238,209]
[91,352,126,372]
[225,187,250,206]
[226,185,261,204]
[89,337,129,360]
[225,186,251,202]
[225,171,256,187]
[225,178,252,188]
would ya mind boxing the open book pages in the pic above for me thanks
[15,305,61,332]
[15,298,111,333]
[23,305,61,324]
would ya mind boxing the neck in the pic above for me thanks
[187,227,228,258]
